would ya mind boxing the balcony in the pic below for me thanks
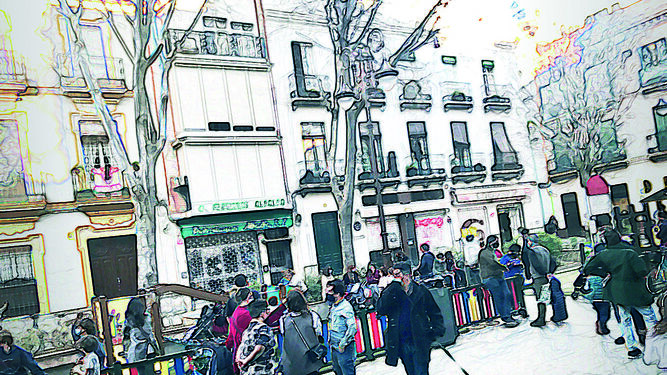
[167,29,266,60]
[440,81,473,112]
[357,151,400,190]
[57,55,130,103]
[450,152,487,184]
[0,55,38,100]
[0,172,45,205]
[289,73,331,111]
[648,130,667,162]
[71,165,130,201]
[403,153,447,188]
[297,160,331,189]
[490,151,524,181]
[399,80,432,112]
[481,84,512,113]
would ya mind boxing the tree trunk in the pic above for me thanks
[133,62,163,288]
[335,100,364,267]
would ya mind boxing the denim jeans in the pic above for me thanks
[592,301,611,327]
[331,342,356,375]
[483,276,514,321]
[618,305,658,350]
[398,342,431,375]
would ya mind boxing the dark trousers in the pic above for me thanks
[398,343,431,375]
[483,276,514,321]
[592,301,610,327]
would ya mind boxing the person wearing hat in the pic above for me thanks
[478,235,519,328]
[236,299,278,375]
[376,261,444,375]
[522,233,557,327]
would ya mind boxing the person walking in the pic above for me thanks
[478,235,519,328]
[279,290,323,375]
[0,330,46,375]
[417,243,435,278]
[376,262,445,375]
[522,234,558,327]
[643,292,667,373]
[325,279,357,375]
[236,299,278,375]
[583,229,658,359]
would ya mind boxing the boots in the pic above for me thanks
[530,303,547,327]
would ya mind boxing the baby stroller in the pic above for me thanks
[177,304,232,375]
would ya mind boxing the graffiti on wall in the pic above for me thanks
[414,212,452,252]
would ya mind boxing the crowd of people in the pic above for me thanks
[2,215,666,375]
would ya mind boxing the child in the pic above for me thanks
[236,299,277,375]
[643,292,667,373]
[73,335,101,375]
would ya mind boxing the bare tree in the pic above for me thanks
[522,8,644,187]
[323,0,446,264]
[55,0,207,288]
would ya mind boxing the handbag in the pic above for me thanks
[290,316,327,363]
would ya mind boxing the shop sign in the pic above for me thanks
[182,216,292,237]
[196,197,287,214]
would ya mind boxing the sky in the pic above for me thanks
[0,0,651,80]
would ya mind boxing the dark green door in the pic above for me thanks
[312,212,344,274]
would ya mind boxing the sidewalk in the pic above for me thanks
[356,294,661,375]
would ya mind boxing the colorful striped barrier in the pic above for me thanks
[102,351,194,375]
[451,285,499,327]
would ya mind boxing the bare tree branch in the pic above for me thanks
[350,0,383,48]
[388,0,444,67]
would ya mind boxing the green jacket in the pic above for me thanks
[583,243,653,307]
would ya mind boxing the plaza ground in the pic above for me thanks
[356,277,662,375]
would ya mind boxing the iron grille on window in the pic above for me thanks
[185,232,261,294]
[0,246,39,317]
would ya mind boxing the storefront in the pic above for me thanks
[178,209,293,293]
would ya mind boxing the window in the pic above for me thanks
[482,60,495,96]
[407,122,431,176]
[79,120,122,195]
[639,38,667,88]
[441,55,456,65]
[291,42,320,98]
[651,99,667,153]
[450,121,472,169]
[202,16,227,29]
[359,121,385,177]
[611,183,630,213]
[301,122,327,173]
[490,122,519,169]
[597,119,625,163]
[0,246,39,317]
[561,193,585,237]
[0,120,26,199]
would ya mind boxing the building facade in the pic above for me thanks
[523,3,667,248]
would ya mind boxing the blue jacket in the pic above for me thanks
[0,345,47,375]
[498,254,523,278]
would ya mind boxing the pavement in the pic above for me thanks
[355,293,663,375]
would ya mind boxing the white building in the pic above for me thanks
[523,2,667,248]
[263,0,544,275]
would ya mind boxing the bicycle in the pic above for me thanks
[646,246,667,296]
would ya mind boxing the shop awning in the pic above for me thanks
[178,209,293,238]
[640,187,667,203]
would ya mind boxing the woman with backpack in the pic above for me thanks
[278,290,324,375]
[123,297,159,363]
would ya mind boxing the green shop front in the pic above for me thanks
[178,208,293,293]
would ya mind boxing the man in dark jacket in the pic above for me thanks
[376,262,444,375]
[0,330,46,375]
[417,243,435,278]
[657,211,667,246]
[522,234,558,327]
[478,236,519,327]
[583,229,658,359]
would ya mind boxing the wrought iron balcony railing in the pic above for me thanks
[440,81,473,112]
[167,29,266,59]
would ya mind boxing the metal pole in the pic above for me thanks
[363,109,390,254]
